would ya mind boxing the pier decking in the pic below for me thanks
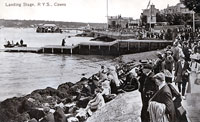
[2,47,41,53]
[2,39,173,56]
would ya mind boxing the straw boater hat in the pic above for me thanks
[166,50,173,56]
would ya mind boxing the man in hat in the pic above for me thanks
[172,41,184,70]
[153,52,164,74]
[182,41,191,62]
[150,72,176,122]
[139,65,158,122]
[162,50,174,83]
[174,55,191,99]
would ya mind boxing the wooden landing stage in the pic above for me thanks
[2,39,173,56]
[39,45,78,54]
[3,47,41,53]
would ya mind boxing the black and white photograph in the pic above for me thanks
[0,0,200,122]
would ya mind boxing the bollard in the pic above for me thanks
[52,48,54,53]
[128,42,130,51]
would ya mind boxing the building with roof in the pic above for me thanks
[108,15,133,29]
[160,2,193,14]
[36,24,62,33]
[142,4,159,24]
[128,19,140,28]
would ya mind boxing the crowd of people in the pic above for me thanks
[136,36,200,122]
[74,33,200,122]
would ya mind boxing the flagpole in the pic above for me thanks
[107,0,109,29]
[193,11,195,33]
[149,4,151,32]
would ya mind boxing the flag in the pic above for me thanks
[147,0,151,9]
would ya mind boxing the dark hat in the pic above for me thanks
[183,41,188,45]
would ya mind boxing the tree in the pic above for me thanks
[165,29,173,40]
[173,13,185,25]
[156,13,167,22]
[183,0,200,13]
[166,14,174,25]
[140,14,147,27]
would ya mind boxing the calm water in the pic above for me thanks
[0,28,115,101]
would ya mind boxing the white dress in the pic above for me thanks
[101,80,111,95]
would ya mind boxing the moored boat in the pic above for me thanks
[4,44,27,48]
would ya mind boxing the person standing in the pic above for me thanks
[140,69,158,122]
[172,41,184,71]
[149,73,176,122]
[174,55,191,99]
[20,39,24,46]
[61,38,65,46]
[167,83,188,122]
[182,41,191,62]
[153,52,164,74]
[163,50,174,73]
[162,50,174,83]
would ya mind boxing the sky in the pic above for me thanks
[0,0,180,23]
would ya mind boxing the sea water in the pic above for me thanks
[0,28,115,101]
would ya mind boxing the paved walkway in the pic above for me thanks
[181,61,200,122]
[87,91,142,122]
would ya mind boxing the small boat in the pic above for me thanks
[90,36,116,42]
[4,44,15,48]
[4,44,27,48]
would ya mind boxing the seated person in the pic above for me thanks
[15,42,19,46]
[7,41,11,46]
[99,74,116,102]
[123,72,139,92]
[108,66,123,88]
[84,88,105,116]
[98,65,108,81]
[81,82,92,97]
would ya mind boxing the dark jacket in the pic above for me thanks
[168,84,182,108]
[151,85,176,122]
[168,84,188,122]
[163,56,174,73]
[140,71,158,122]
[154,58,164,74]
[182,46,191,61]
[175,60,190,83]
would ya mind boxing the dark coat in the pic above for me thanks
[174,60,190,83]
[163,56,174,73]
[151,85,176,122]
[138,72,147,93]
[153,58,164,74]
[182,47,191,61]
[140,71,158,122]
[168,84,188,122]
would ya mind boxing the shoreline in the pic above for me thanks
[0,50,158,122]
